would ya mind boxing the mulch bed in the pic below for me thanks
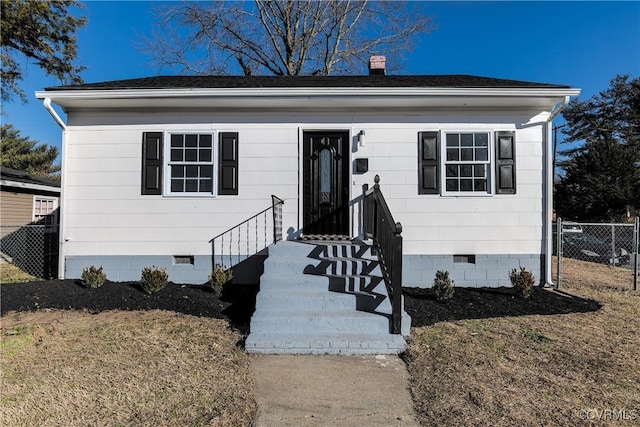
[0,280,258,332]
[1,280,601,330]
[403,286,601,327]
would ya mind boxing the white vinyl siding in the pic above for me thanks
[61,109,546,258]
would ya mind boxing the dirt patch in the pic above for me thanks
[1,307,125,330]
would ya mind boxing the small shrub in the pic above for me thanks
[433,270,455,300]
[140,266,168,294]
[81,265,106,288]
[510,267,535,298]
[209,264,233,295]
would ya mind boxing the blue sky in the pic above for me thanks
[2,1,639,161]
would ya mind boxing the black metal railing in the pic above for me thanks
[210,195,284,270]
[362,175,403,334]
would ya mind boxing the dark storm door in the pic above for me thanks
[302,131,350,236]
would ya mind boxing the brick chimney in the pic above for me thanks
[368,55,386,75]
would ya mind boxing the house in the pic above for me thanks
[0,167,60,228]
[0,167,60,278]
[35,61,580,289]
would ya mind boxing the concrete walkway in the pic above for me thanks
[251,354,419,426]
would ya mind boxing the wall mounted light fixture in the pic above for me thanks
[358,130,366,147]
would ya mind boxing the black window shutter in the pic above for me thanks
[141,132,163,195]
[219,132,239,195]
[418,131,439,194]
[495,131,516,194]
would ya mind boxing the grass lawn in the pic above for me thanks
[0,261,40,284]
[1,310,256,426]
[1,256,637,426]
[406,257,639,426]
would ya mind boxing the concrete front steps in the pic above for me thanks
[245,240,410,355]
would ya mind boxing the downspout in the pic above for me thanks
[42,98,67,279]
[43,98,66,130]
[544,95,571,287]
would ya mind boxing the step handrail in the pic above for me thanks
[362,175,403,334]
[210,195,284,270]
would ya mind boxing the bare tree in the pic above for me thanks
[146,0,434,76]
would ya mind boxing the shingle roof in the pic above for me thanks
[0,167,60,189]
[45,75,571,91]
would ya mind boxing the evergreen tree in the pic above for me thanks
[556,75,640,221]
[0,124,60,178]
[562,74,640,154]
[555,138,638,221]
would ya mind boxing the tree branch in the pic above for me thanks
[145,0,434,77]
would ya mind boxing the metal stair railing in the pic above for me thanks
[210,195,284,270]
[362,175,403,334]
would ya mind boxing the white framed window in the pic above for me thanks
[166,133,215,195]
[418,130,516,196]
[33,196,58,225]
[143,130,238,197]
[442,132,492,195]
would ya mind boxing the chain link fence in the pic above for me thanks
[0,225,59,280]
[554,218,639,291]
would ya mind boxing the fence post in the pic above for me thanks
[271,195,283,244]
[610,224,616,266]
[373,176,380,240]
[556,217,562,289]
[634,216,639,291]
[391,223,403,335]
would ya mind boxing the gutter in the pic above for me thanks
[36,87,582,100]
[544,95,572,287]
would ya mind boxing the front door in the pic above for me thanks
[302,131,350,236]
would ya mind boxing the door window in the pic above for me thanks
[319,148,332,203]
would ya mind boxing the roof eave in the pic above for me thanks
[0,179,60,194]
[35,87,581,111]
